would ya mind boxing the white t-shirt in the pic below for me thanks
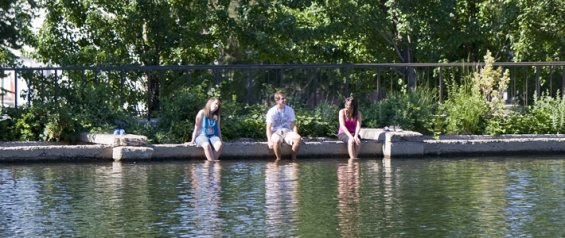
[266,105,296,131]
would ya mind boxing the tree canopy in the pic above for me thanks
[24,0,564,67]
[0,0,34,65]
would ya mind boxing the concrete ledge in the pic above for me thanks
[151,140,382,159]
[113,146,154,161]
[4,131,565,162]
[0,143,112,162]
[382,131,424,158]
[80,133,148,146]
[424,134,565,156]
[359,128,386,140]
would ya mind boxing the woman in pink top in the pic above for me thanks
[338,96,362,159]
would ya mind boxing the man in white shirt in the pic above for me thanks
[265,91,302,160]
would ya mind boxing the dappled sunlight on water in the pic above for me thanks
[1,157,564,237]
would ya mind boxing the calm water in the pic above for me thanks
[1,157,564,237]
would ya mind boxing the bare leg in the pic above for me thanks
[354,140,361,158]
[202,143,215,161]
[273,140,283,160]
[350,138,361,159]
[347,140,356,159]
[291,135,301,160]
[213,141,223,160]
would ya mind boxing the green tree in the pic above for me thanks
[0,0,35,65]
[34,0,223,115]
[510,0,565,61]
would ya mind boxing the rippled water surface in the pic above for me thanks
[1,157,564,237]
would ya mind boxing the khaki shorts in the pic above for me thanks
[195,135,221,148]
[338,133,361,143]
[271,128,299,146]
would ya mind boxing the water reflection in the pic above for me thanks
[382,158,394,217]
[265,161,299,236]
[1,158,564,237]
[189,160,222,236]
[337,159,360,236]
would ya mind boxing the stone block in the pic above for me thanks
[359,128,386,141]
[383,131,424,158]
[151,144,204,159]
[80,133,148,146]
[112,146,153,161]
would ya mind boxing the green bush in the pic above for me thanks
[14,106,49,141]
[221,103,267,141]
[435,82,488,135]
[364,82,437,134]
[0,107,18,141]
[296,101,339,138]
[151,86,207,143]
[502,91,565,134]
[42,103,82,144]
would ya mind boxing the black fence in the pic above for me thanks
[2,62,565,118]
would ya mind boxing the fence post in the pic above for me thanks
[14,70,18,111]
[439,66,443,103]
[535,66,540,98]
[562,66,565,98]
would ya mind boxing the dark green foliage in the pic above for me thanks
[296,102,339,138]
[435,88,488,135]
[364,82,437,134]
[0,107,18,141]
[221,103,267,141]
[150,85,207,143]
[3,0,565,142]
[9,101,83,143]
[41,101,82,144]
[14,106,48,141]
[500,91,565,134]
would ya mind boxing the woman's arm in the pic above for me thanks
[190,110,203,143]
[354,111,362,138]
[217,116,222,140]
[338,109,354,138]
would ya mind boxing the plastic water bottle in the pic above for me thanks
[113,129,126,135]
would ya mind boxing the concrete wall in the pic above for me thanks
[151,140,382,160]
[3,130,565,162]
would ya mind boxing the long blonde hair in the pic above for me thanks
[203,98,221,120]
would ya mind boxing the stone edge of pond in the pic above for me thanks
[2,129,565,162]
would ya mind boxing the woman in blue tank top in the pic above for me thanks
[189,98,222,161]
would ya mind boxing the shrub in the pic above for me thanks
[435,51,509,135]
[221,103,267,141]
[151,86,206,143]
[296,101,339,138]
[0,107,18,141]
[436,82,488,135]
[364,81,437,134]
[504,91,565,134]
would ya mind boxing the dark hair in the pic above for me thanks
[203,98,221,120]
[344,96,358,119]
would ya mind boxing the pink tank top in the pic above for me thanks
[338,112,358,135]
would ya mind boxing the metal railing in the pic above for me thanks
[2,62,565,118]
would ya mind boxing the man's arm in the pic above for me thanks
[291,121,298,134]
[266,122,273,149]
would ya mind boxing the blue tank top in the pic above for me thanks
[201,116,219,138]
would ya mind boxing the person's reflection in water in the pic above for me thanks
[265,161,299,236]
[95,162,125,209]
[382,158,393,213]
[190,161,222,236]
[337,158,360,236]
